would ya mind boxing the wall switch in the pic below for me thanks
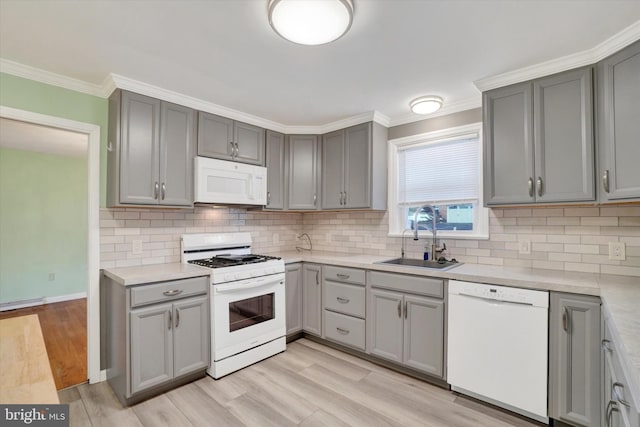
[518,240,531,255]
[608,242,626,260]
[132,238,143,255]
[48,273,55,281]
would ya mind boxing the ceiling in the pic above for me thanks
[0,118,87,158]
[1,1,639,127]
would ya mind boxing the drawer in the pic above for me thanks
[324,310,365,351]
[323,265,365,285]
[367,271,443,298]
[324,281,365,318]
[130,276,208,307]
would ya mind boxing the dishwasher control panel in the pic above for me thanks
[448,280,549,308]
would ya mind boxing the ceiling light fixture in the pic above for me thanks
[268,0,354,46]
[410,96,443,115]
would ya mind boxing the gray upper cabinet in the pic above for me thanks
[197,112,265,165]
[265,130,286,210]
[288,135,320,210]
[484,66,595,205]
[549,292,601,427]
[107,90,195,207]
[302,263,322,336]
[598,40,640,202]
[285,263,303,336]
[321,122,387,210]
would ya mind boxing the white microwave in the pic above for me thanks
[195,157,267,205]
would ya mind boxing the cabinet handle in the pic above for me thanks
[404,301,408,319]
[603,169,610,193]
[154,182,159,200]
[613,382,631,407]
[175,308,180,328]
[606,401,619,427]
[161,182,166,200]
[234,143,240,157]
[168,311,172,330]
[336,297,349,304]
[343,191,347,205]
[562,306,569,332]
[339,192,344,205]
[336,273,349,279]
[266,192,271,205]
[602,339,613,353]
[397,300,401,318]
[107,141,113,152]
[163,289,183,297]
[315,271,319,285]
[229,141,235,157]
[536,177,543,197]
[313,194,317,206]
[527,178,533,197]
[336,327,350,335]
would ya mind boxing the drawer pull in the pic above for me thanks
[336,327,350,335]
[336,273,350,279]
[602,339,613,353]
[163,289,183,297]
[612,382,631,407]
[336,297,350,304]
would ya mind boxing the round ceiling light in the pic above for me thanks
[268,0,354,46]
[410,96,444,115]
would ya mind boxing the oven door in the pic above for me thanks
[212,273,285,360]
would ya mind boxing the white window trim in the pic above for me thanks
[387,122,489,240]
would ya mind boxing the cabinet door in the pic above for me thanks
[285,263,303,335]
[234,121,265,165]
[173,296,209,378]
[288,135,320,210]
[403,295,444,377]
[302,264,322,336]
[534,67,594,203]
[120,92,161,205]
[549,293,601,426]
[130,303,173,394]
[265,130,286,209]
[369,288,403,364]
[598,40,640,201]
[483,82,534,205]
[321,129,345,209]
[344,123,372,208]
[159,102,195,206]
[197,112,234,160]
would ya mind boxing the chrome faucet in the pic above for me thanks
[413,204,446,261]
[295,233,312,252]
[400,228,413,258]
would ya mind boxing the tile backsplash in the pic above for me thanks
[100,205,640,277]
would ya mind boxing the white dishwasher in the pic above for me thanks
[447,280,549,424]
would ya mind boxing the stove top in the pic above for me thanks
[188,254,281,269]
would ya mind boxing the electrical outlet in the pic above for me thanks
[48,273,55,281]
[518,240,531,255]
[608,242,626,261]
[132,238,143,255]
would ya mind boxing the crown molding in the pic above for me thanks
[474,20,640,92]
[0,58,106,97]
[388,96,481,128]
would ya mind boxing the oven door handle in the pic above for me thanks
[215,277,284,294]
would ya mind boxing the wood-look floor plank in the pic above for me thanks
[166,382,245,427]
[299,409,351,427]
[77,381,143,427]
[132,393,194,427]
[283,341,371,381]
[68,400,91,427]
[193,374,248,406]
[226,393,298,427]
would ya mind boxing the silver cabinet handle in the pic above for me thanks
[536,177,543,197]
[343,191,347,206]
[606,401,619,427]
[562,306,569,332]
[528,178,534,197]
[234,142,239,158]
[163,289,183,297]
[613,382,631,407]
[336,297,349,304]
[336,327,350,335]
[266,191,271,205]
[175,308,180,328]
[603,169,610,193]
[313,194,317,206]
[339,192,344,205]
[154,182,159,199]
[161,182,166,200]
[397,300,401,318]
[602,339,613,353]
[315,271,319,285]
[336,273,349,279]
[168,311,172,330]
[229,141,235,157]
[404,301,408,319]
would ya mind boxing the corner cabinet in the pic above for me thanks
[597,40,640,202]
[288,135,321,210]
[484,66,595,205]
[197,112,265,166]
[549,292,601,427]
[321,122,387,210]
[285,263,303,336]
[107,90,196,207]
[302,263,322,336]
[265,130,286,210]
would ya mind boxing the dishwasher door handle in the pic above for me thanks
[457,292,534,307]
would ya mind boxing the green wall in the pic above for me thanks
[0,147,88,302]
[0,72,108,206]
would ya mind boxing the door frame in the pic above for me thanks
[0,106,102,384]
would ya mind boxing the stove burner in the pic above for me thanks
[188,254,281,269]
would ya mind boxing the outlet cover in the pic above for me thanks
[132,238,143,255]
[608,242,626,261]
[48,273,55,281]
[518,240,531,255]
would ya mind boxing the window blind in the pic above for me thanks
[397,137,479,205]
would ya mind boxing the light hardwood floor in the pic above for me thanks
[59,338,543,427]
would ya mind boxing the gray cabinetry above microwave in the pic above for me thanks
[197,112,265,166]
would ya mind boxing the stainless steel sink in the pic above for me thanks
[377,258,462,270]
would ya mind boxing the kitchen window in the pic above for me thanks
[388,123,489,239]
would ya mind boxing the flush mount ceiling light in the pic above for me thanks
[268,0,354,46]
[410,96,444,115]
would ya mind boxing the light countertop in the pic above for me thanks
[102,263,210,286]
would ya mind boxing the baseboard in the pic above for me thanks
[0,292,87,311]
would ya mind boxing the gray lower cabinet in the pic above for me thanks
[484,66,595,205]
[367,271,445,378]
[265,130,286,209]
[104,274,209,405]
[285,263,303,335]
[549,292,601,426]
[197,111,265,165]
[302,263,322,336]
[288,135,321,210]
[322,266,366,351]
[598,40,640,202]
[107,90,196,207]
